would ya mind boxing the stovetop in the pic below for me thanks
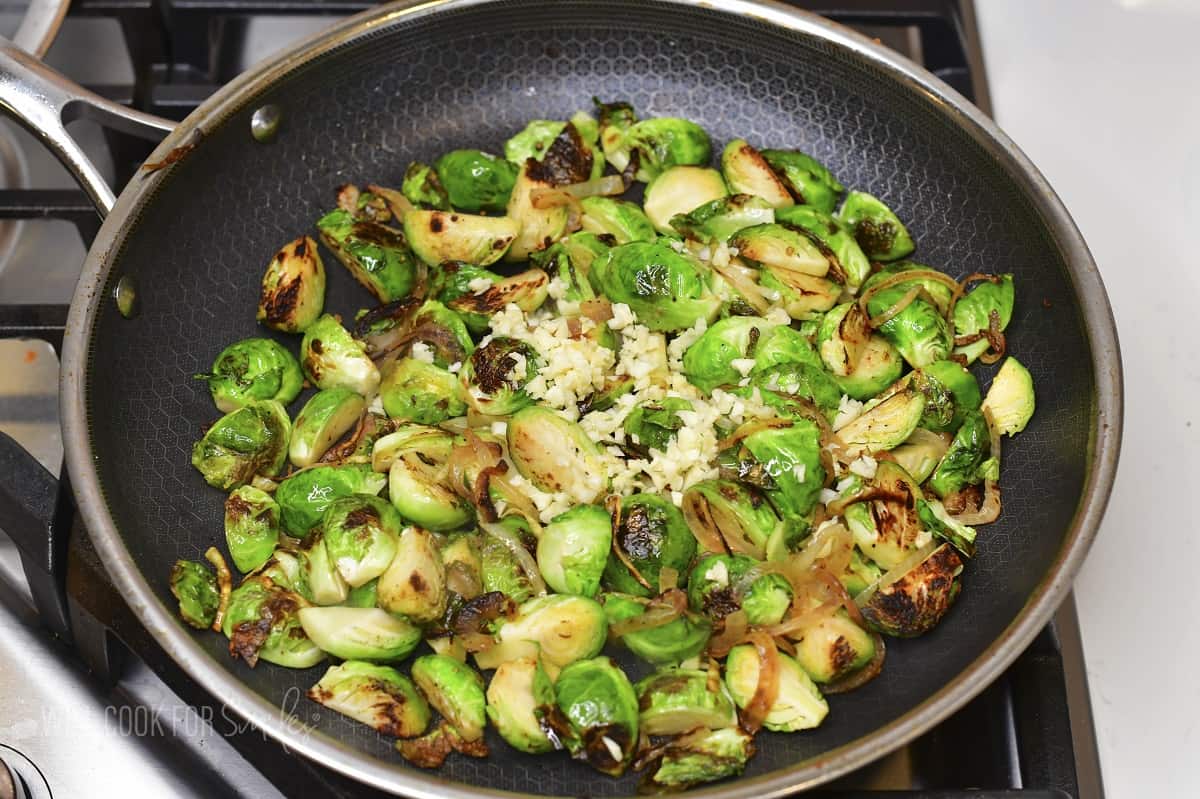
[0,2,1103,797]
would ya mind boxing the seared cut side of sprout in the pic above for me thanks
[177,99,1037,789]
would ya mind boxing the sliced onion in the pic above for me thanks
[853,541,936,611]
[480,520,548,596]
[681,490,731,556]
[866,284,920,329]
[822,632,886,695]
[204,546,232,633]
[658,566,679,593]
[530,187,583,212]
[979,309,1007,364]
[716,417,792,452]
[740,631,780,734]
[711,258,773,314]
[610,589,687,637]
[365,183,416,220]
[858,268,960,316]
[706,609,749,658]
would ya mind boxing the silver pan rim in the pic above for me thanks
[60,1,1123,796]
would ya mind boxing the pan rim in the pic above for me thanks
[60,0,1123,796]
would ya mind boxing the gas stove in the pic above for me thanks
[0,2,1104,797]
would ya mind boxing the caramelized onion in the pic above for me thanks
[716,417,792,452]
[658,566,679,593]
[204,546,232,633]
[853,541,936,610]
[706,609,749,658]
[858,268,960,316]
[480,520,548,596]
[681,491,731,556]
[979,309,1007,364]
[822,633,886,695]
[740,631,780,734]
[710,258,773,314]
[610,589,687,637]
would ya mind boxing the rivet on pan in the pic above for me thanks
[113,275,139,318]
[251,104,282,143]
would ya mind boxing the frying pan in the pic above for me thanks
[0,0,1121,795]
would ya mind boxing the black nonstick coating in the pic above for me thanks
[82,1,1097,794]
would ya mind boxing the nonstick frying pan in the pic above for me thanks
[0,1,1121,795]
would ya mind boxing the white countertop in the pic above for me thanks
[976,1,1197,794]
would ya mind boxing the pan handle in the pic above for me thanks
[0,38,174,217]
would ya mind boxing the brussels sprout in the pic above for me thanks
[223,485,280,573]
[792,609,876,684]
[601,593,712,666]
[257,236,326,333]
[506,119,566,163]
[507,406,611,502]
[601,494,695,597]
[458,337,540,417]
[917,497,977,558]
[479,522,539,603]
[508,119,602,180]
[752,324,823,375]
[911,360,982,433]
[620,397,691,457]
[953,274,1015,364]
[428,261,502,307]
[410,654,487,742]
[402,209,518,268]
[636,667,737,735]
[858,543,964,637]
[670,194,776,244]
[506,161,570,262]
[748,362,843,423]
[553,657,639,776]
[681,316,766,394]
[484,656,556,753]
[377,526,447,623]
[379,359,465,426]
[776,205,871,290]
[722,139,794,208]
[928,410,994,499]
[223,577,324,668]
[274,463,385,536]
[388,455,474,532]
[643,166,728,234]
[760,149,844,214]
[169,559,219,629]
[643,727,755,789]
[861,265,953,369]
[430,149,518,213]
[254,550,312,600]
[197,338,303,414]
[304,532,350,605]
[441,532,483,600]
[401,161,450,210]
[729,222,837,281]
[838,190,915,261]
[474,594,607,672]
[316,209,417,303]
[603,116,712,183]
[355,299,474,369]
[890,428,951,485]
[191,400,291,490]
[300,314,381,397]
[687,554,791,626]
[742,571,793,626]
[681,480,780,560]
[531,234,606,304]
[725,643,828,732]
[844,461,925,569]
[309,661,430,737]
[758,268,841,320]
[321,494,402,587]
[447,268,550,333]
[592,240,722,332]
[346,578,379,608]
[837,388,925,455]
[579,196,656,244]
[816,303,906,399]
[982,356,1035,436]
[537,504,612,598]
[296,606,420,662]
[288,388,365,468]
[723,419,824,520]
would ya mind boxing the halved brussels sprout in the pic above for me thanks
[603,116,712,183]
[723,419,824,520]
[298,607,421,661]
[198,338,303,413]
[388,453,474,531]
[506,119,567,164]
[316,209,417,303]
[486,656,556,754]
[643,727,755,790]
[682,315,766,394]
[837,388,925,455]
[289,387,365,468]
[592,240,722,332]
[838,190,915,261]
[725,643,829,732]
[169,559,219,629]
[402,161,450,209]
[380,359,465,425]
[441,532,483,600]
[835,334,904,400]
[602,494,696,597]
[411,654,487,742]
[601,593,712,666]
[275,463,385,536]
[309,661,430,737]
[223,577,324,668]
[681,480,780,560]
[760,149,844,214]
[538,504,612,598]
[507,406,611,503]
[954,274,1015,364]
[622,397,692,456]
[758,267,842,320]
[346,578,379,609]
[643,166,728,234]
[191,400,291,490]
[669,194,776,244]
[355,299,474,369]
[428,261,501,307]
[553,656,639,776]
[817,302,871,378]
[742,571,793,626]
[432,149,518,213]
[300,314,381,397]
[917,497,977,558]
[729,222,836,280]
[776,205,871,290]
[982,356,1035,436]
[506,161,569,262]
[579,196,656,244]
[747,362,842,423]
[447,268,549,333]
[912,360,982,434]
[459,337,541,416]
[322,494,402,587]
[474,594,607,672]
[793,610,876,684]
[257,236,326,333]
[687,554,791,626]
[223,485,280,573]
[480,521,539,604]
[844,461,924,569]
[858,542,964,637]
[722,139,793,208]
[928,410,994,499]
[377,526,447,623]
[636,667,737,735]
[862,263,953,369]
[304,532,350,606]
[254,550,312,600]
[890,428,951,485]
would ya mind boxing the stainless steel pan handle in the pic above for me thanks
[0,38,175,217]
